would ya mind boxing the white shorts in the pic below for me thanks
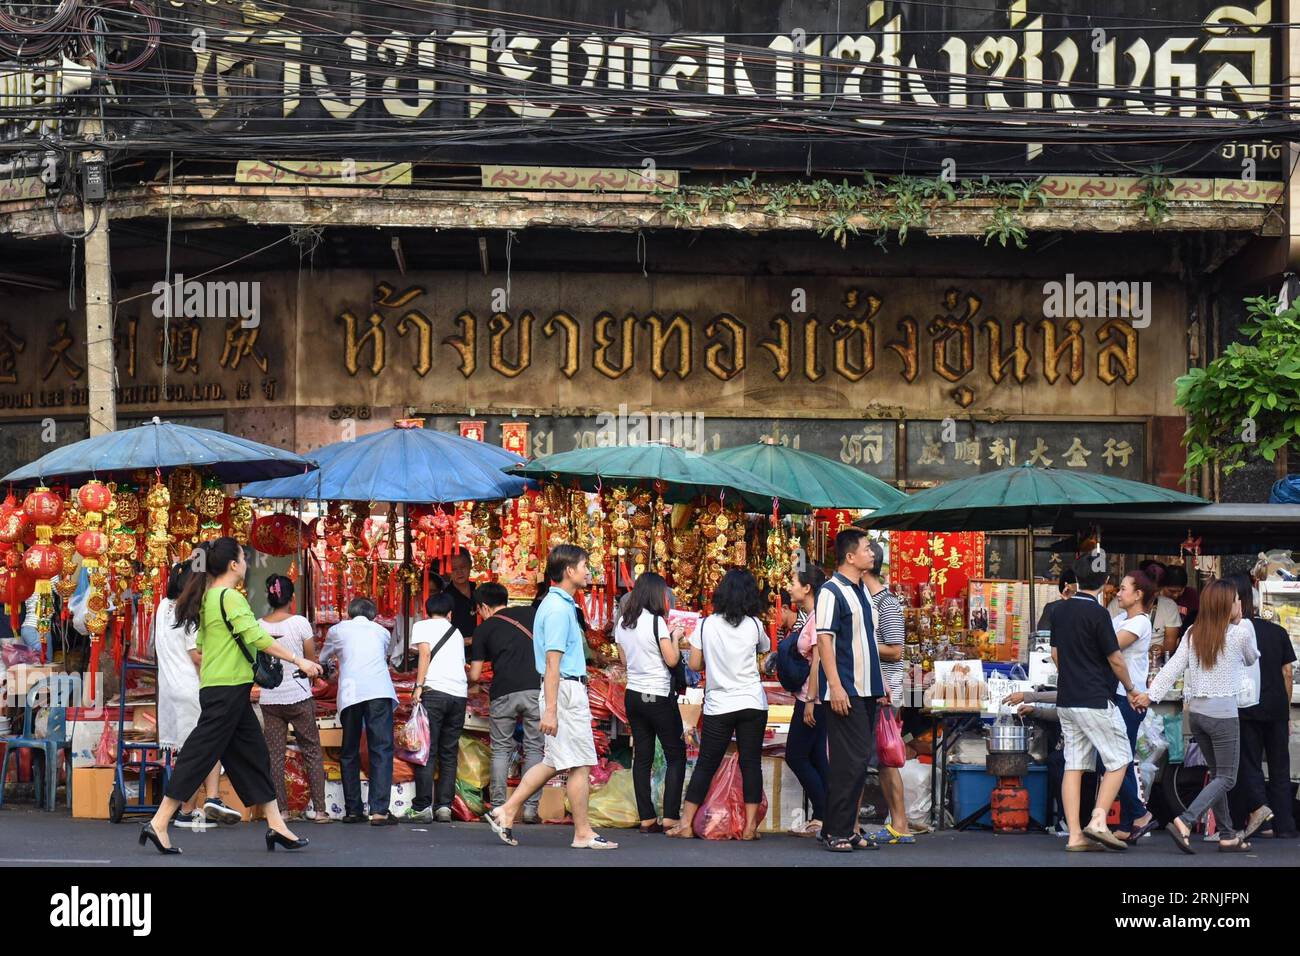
[1058,703,1133,773]
[539,681,598,772]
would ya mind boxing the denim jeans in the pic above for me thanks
[18,625,41,652]
[1181,711,1240,833]
[1101,694,1147,829]
[785,700,829,821]
[412,689,467,812]
[340,698,396,817]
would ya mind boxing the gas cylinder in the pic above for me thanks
[991,776,1029,833]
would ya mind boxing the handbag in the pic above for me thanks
[653,614,689,697]
[216,588,284,690]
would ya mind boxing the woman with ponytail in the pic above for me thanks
[258,574,329,824]
[783,563,829,837]
[140,538,322,855]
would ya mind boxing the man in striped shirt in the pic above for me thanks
[864,541,913,844]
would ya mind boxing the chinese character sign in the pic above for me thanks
[889,531,985,603]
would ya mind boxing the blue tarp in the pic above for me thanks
[240,425,527,504]
[1270,475,1300,504]
[2,418,316,485]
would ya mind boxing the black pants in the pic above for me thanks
[164,683,275,807]
[685,708,766,806]
[825,697,876,842]
[340,698,395,817]
[625,690,687,821]
[1230,717,1296,834]
[412,689,467,812]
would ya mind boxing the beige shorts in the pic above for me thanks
[1058,703,1132,773]
[538,681,598,772]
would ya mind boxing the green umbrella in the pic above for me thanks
[507,443,811,513]
[706,440,907,511]
[857,466,1207,630]
[857,465,1205,533]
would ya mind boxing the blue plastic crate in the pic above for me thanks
[950,763,1048,828]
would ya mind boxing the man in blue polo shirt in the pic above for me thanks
[485,544,618,851]
[816,528,884,852]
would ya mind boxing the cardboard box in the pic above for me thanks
[318,728,343,748]
[759,755,809,833]
[217,775,265,821]
[506,784,568,821]
[71,767,158,819]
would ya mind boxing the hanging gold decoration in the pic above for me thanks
[168,466,201,507]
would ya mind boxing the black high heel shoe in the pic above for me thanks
[265,829,310,852]
[139,823,181,855]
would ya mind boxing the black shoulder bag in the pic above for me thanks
[216,588,284,690]
[654,614,689,697]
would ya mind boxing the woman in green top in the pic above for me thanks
[141,537,322,855]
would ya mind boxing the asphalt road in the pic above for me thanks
[3,805,1297,867]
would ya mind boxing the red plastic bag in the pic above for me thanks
[94,722,117,766]
[284,748,311,813]
[395,702,430,766]
[2,643,39,667]
[692,753,767,840]
[875,705,906,769]
[451,792,481,822]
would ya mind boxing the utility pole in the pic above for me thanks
[79,121,115,436]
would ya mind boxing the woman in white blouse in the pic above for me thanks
[667,568,770,841]
[1135,579,1260,853]
[258,574,329,823]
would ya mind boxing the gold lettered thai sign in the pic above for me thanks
[300,271,1181,420]
[0,272,291,416]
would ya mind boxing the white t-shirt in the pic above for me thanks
[615,609,671,697]
[154,598,200,750]
[1109,595,1181,646]
[411,617,467,697]
[257,615,315,706]
[691,614,770,717]
[1112,610,1152,695]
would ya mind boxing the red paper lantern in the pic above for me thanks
[23,542,61,580]
[1,566,35,605]
[250,514,309,557]
[0,507,28,543]
[2,547,20,570]
[77,481,113,515]
[76,528,110,560]
[22,488,63,526]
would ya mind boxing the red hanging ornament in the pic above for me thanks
[77,481,113,515]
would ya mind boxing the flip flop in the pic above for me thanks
[1167,822,1195,855]
[572,834,619,850]
[876,823,917,845]
[1083,825,1127,851]
[486,810,518,847]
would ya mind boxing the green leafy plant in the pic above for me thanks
[1176,295,1300,478]
[982,205,1029,249]
[1133,166,1173,226]
[656,172,1044,250]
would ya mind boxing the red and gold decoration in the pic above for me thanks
[501,421,529,458]
[458,420,487,442]
[76,481,112,696]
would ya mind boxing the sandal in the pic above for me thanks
[1066,842,1106,852]
[1167,820,1195,855]
[666,824,696,839]
[638,822,665,834]
[1123,818,1157,844]
[1242,806,1273,841]
[824,837,854,853]
[1218,834,1252,853]
[848,832,880,851]
[486,809,518,847]
[789,820,823,838]
[740,830,761,841]
[572,834,619,850]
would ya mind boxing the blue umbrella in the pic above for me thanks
[2,417,316,485]
[239,421,527,504]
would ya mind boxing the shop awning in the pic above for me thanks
[1049,503,1300,555]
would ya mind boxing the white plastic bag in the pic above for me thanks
[1134,710,1168,765]
[900,758,933,825]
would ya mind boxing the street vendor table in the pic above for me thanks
[924,709,986,831]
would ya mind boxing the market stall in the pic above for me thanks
[0,418,317,819]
